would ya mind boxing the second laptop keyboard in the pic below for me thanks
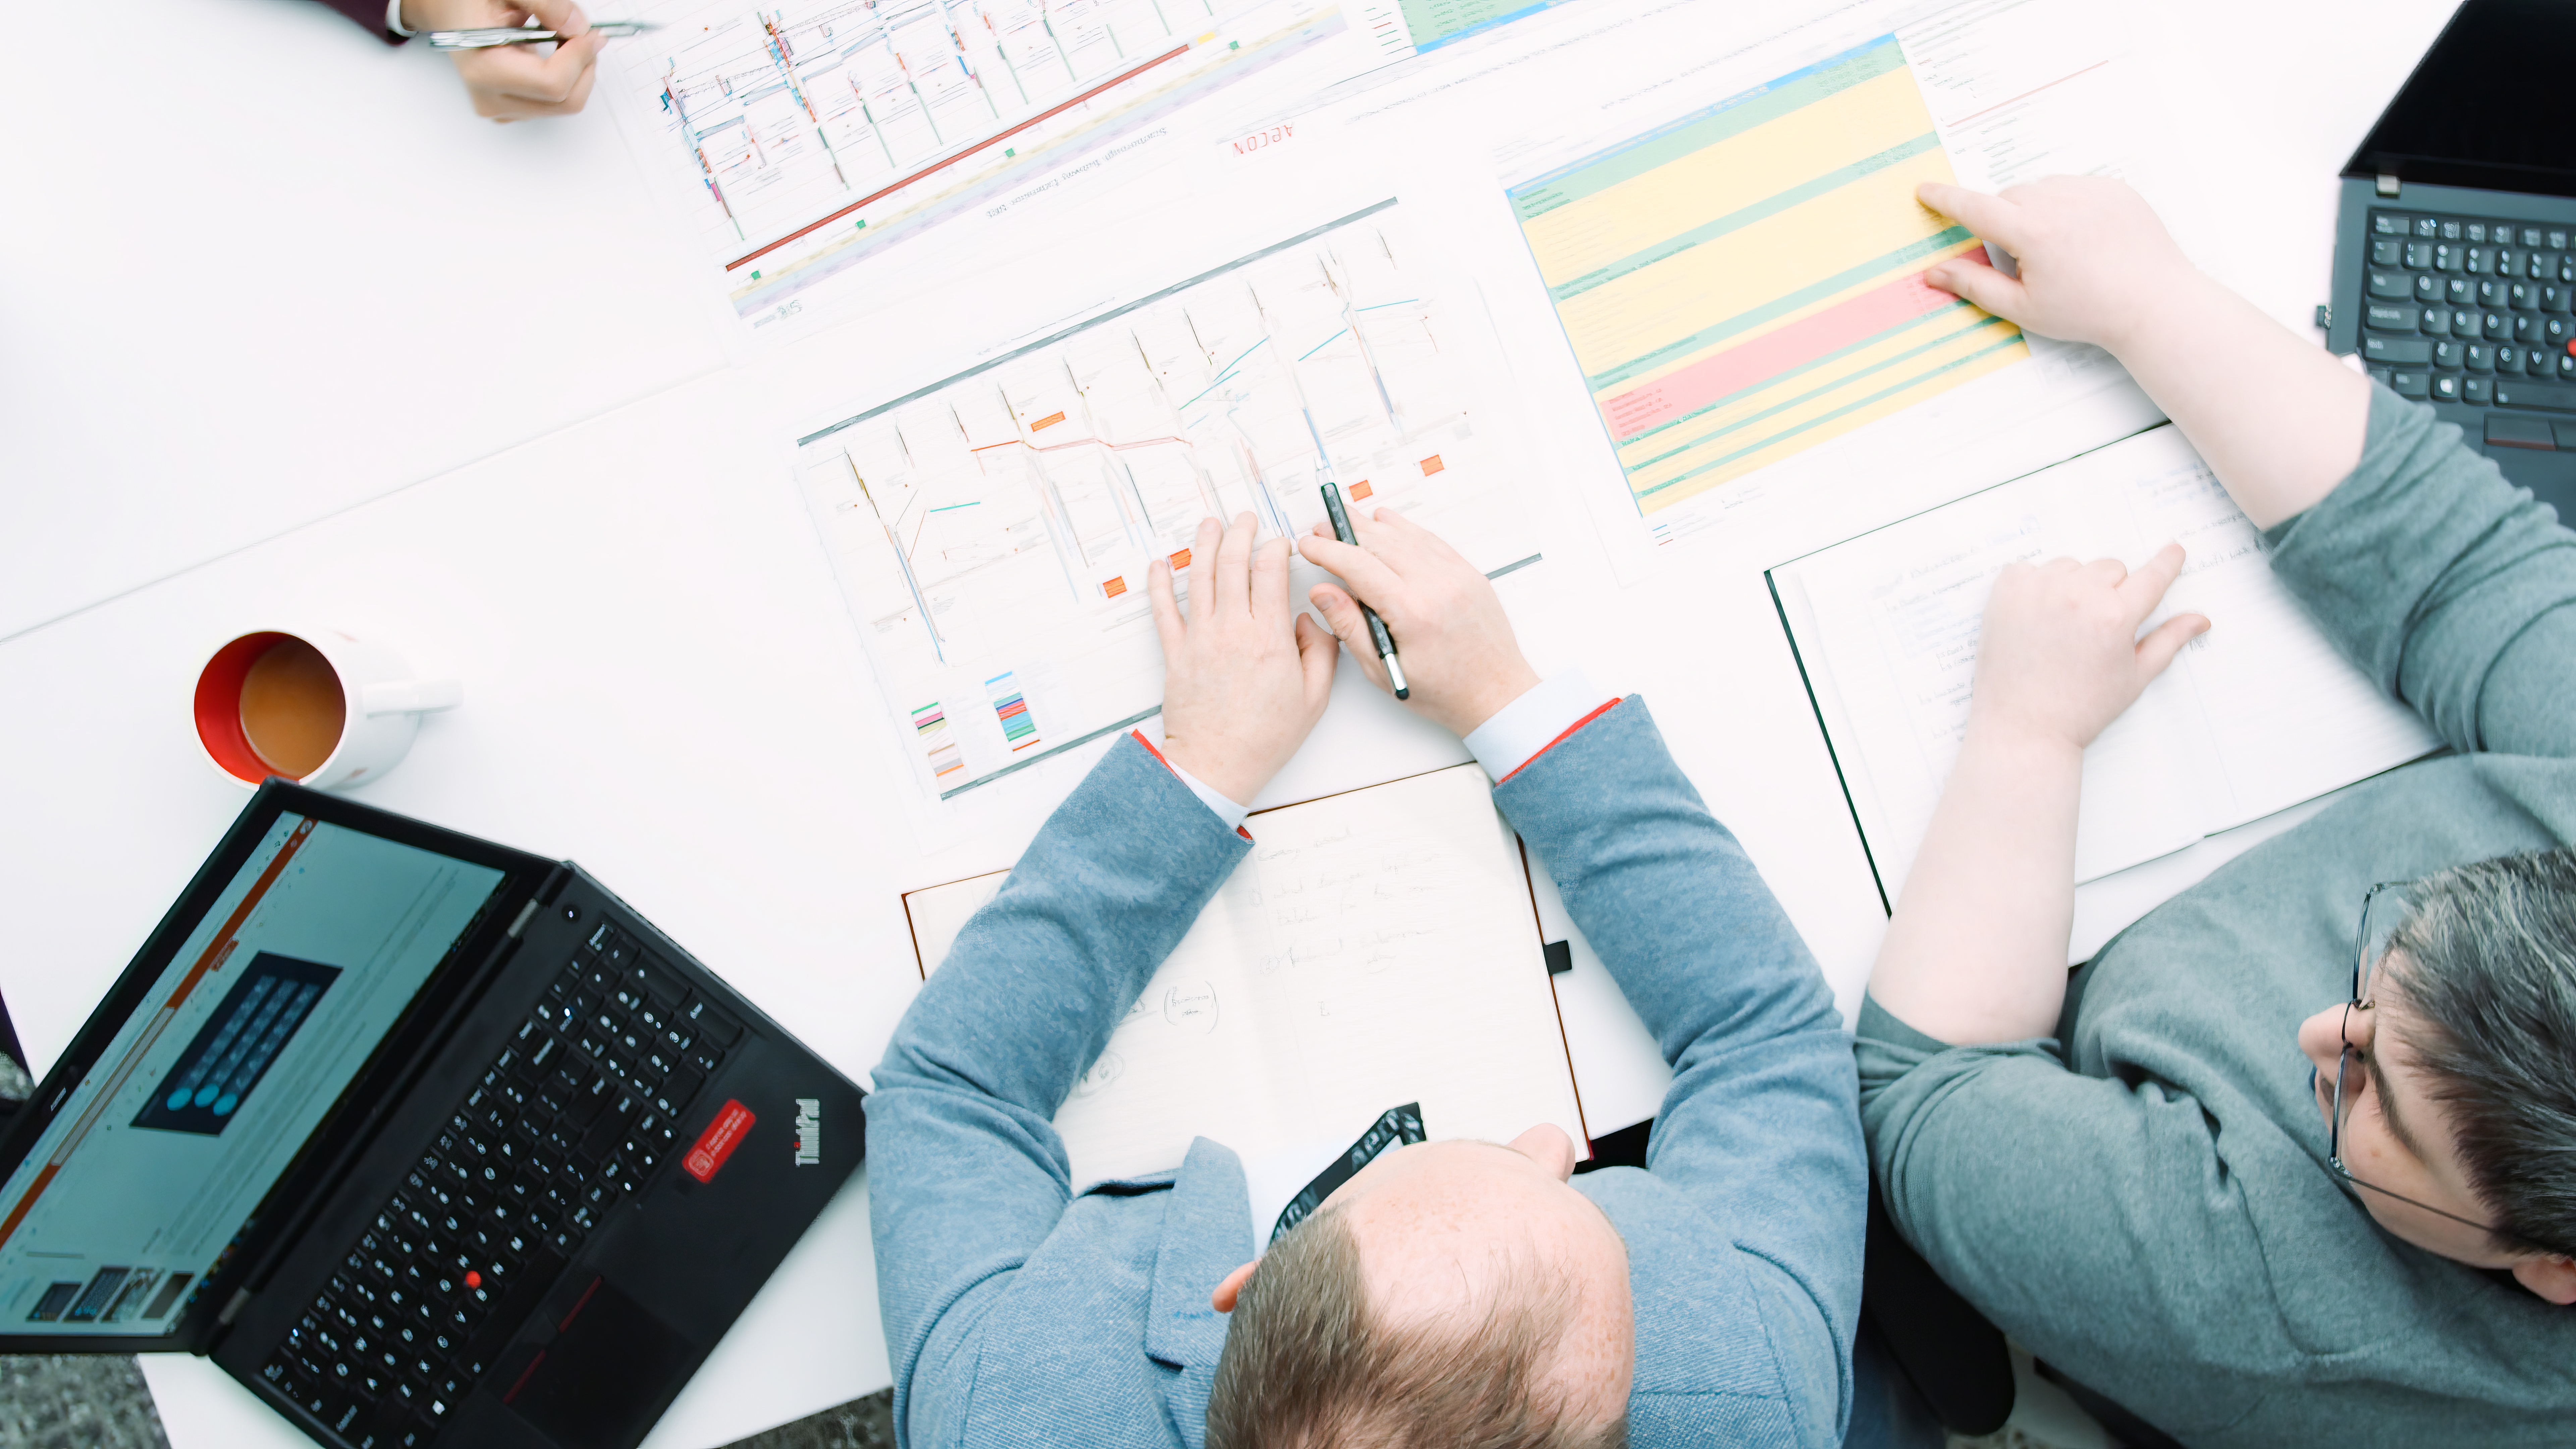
[2358,208,2576,412]
[259,922,743,1449]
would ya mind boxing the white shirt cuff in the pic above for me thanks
[1463,668,1614,783]
[1166,758,1252,835]
[386,0,416,36]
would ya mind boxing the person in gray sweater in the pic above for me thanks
[1855,174,2576,1446]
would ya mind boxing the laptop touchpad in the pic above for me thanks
[502,1276,697,1449]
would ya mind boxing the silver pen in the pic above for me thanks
[426,20,658,48]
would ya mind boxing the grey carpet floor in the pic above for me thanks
[0,1364,892,1449]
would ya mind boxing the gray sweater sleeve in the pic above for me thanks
[1853,996,2284,1438]
[2264,382,2576,758]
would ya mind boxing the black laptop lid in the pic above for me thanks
[0,784,552,1352]
[2345,0,2576,198]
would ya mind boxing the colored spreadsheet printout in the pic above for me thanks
[1346,0,1584,67]
[1500,0,2170,555]
[1511,33,2027,519]
[610,0,1352,337]
[794,201,1538,811]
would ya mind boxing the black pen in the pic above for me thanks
[1318,481,1409,700]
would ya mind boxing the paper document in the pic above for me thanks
[795,201,1539,812]
[1502,0,2170,547]
[1770,424,2439,907]
[1345,0,1585,67]
[904,762,1586,1186]
[607,0,1352,339]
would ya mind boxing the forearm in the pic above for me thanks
[1869,716,2083,1044]
[1500,699,1861,1301]
[2110,271,2372,530]
[874,737,1245,1119]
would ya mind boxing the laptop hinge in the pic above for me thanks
[217,1288,253,1326]
[505,898,540,939]
[2376,173,2400,197]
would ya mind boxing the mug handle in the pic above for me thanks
[360,679,464,716]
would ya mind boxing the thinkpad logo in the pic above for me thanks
[793,1098,822,1166]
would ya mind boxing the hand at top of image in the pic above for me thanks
[1917,175,2200,353]
[405,0,606,120]
[1295,507,1540,740]
[1970,542,2208,755]
[1149,513,1339,806]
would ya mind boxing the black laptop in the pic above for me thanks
[2324,0,2576,516]
[0,782,866,1449]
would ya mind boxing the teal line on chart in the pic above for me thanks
[1178,337,1273,411]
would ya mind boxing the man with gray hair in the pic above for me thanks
[865,505,1865,1448]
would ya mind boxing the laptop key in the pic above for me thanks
[684,1000,742,1046]
[2484,415,2555,449]
[2368,271,2408,299]
[655,1069,705,1117]
[2497,381,2576,410]
[2389,371,2429,399]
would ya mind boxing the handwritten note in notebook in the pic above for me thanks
[1770,424,2438,904]
[903,763,1587,1187]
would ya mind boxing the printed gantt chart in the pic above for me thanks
[796,202,1536,806]
[615,0,1349,332]
[1510,32,2027,518]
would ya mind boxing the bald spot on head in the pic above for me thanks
[1327,1132,1635,1431]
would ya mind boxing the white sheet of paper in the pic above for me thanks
[1774,425,2437,908]
[904,762,1584,1185]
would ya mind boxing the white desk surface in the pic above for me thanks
[0,1,2460,1444]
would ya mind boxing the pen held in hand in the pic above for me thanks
[426,19,658,48]
[1318,481,1410,701]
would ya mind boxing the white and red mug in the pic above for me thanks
[193,627,461,790]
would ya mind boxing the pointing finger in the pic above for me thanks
[1296,531,1405,614]
[1185,518,1222,625]
[1146,557,1185,662]
[1250,535,1292,629]
[1917,181,2029,252]
[2134,611,2209,681]
[2119,542,2189,620]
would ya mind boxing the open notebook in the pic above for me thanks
[903,762,1589,1187]
[1770,424,2440,910]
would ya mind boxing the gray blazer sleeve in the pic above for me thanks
[1495,697,1864,1446]
[865,738,1248,1446]
[2266,382,2576,758]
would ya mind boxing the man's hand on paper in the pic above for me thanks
[1150,514,1339,806]
[1970,543,2208,754]
[404,0,605,121]
[1297,508,1539,739]
[1916,176,2197,353]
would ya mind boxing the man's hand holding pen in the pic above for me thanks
[1299,506,1540,739]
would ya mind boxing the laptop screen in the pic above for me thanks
[2348,0,2576,197]
[0,811,507,1337]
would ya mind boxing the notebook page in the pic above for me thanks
[1779,436,2213,898]
[2109,449,2440,824]
[905,764,1582,1187]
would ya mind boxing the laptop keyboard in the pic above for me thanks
[257,922,744,1448]
[2358,209,2576,423]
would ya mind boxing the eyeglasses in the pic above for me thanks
[2327,880,2562,1259]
